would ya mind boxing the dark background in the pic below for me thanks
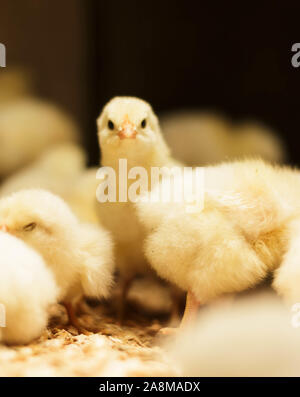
[0,0,299,165]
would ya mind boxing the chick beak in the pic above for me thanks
[118,116,137,140]
[0,225,9,233]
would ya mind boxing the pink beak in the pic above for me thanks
[118,115,137,140]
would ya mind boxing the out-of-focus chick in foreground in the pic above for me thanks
[0,231,58,345]
[136,159,300,332]
[96,97,181,314]
[167,293,300,376]
[162,112,285,166]
[0,189,114,329]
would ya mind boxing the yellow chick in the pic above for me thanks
[0,98,79,177]
[96,97,180,308]
[0,189,114,328]
[167,292,300,376]
[0,231,58,345]
[162,111,285,166]
[136,159,300,331]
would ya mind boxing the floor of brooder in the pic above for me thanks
[0,277,180,377]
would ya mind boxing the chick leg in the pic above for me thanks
[160,291,200,335]
[117,277,133,323]
[169,285,185,326]
[63,301,86,334]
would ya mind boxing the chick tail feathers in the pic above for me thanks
[166,292,300,376]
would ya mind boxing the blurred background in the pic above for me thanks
[0,0,299,166]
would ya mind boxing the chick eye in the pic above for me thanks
[141,119,147,128]
[108,120,114,130]
[23,222,37,232]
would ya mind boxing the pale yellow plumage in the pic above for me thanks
[136,159,300,309]
[0,231,58,345]
[0,190,114,314]
[96,97,180,286]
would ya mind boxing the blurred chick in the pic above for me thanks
[167,292,300,376]
[0,189,114,329]
[96,97,180,310]
[0,231,58,345]
[0,143,85,198]
[136,159,300,331]
[0,98,79,177]
[0,143,99,224]
[161,111,285,166]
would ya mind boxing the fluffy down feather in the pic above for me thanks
[0,231,58,345]
[0,189,114,307]
[136,159,300,316]
[167,292,300,376]
[0,98,79,177]
[161,111,285,166]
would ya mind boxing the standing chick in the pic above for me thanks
[136,159,300,331]
[96,97,180,311]
[0,189,114,328]
[0,231,58,345]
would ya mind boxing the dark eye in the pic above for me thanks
[23,222,36,232]
[141,119,147,128]
[108,120,114,130]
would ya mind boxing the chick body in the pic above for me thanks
[96,97,180,284]
[136,159,300,316]
[0,189,114,311]
[0,231,58,345]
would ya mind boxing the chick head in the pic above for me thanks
[97,96,165,156]
[0,189,79,261]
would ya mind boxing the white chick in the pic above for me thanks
[161,111,285,166]
[136,159,300,331]
[167,292,300,376]
[0,98,79,177]
[0,231,58,345]
[0,189,114,328]
[96,97,180,310]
